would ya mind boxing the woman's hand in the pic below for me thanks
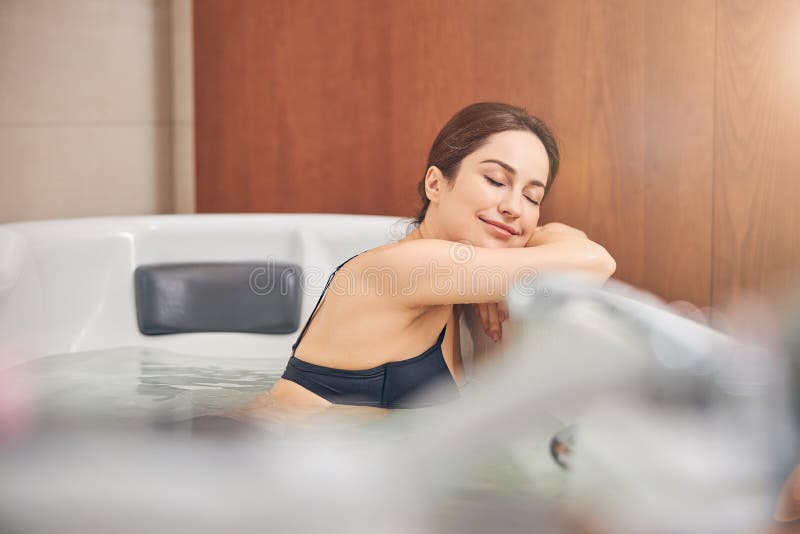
[526,222,617,282]
[471,224,603,342]
[527,222,588,247]
[473,300,509,343]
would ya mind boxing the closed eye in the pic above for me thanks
[485,176,540,206]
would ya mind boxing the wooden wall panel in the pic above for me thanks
[643,1,715,306]
[714,0,800,307]
[193,1,727,306]
[521,1,715,304]
[194,0,397,214]
[193,1,250,212]
[381,0,572,225]
[543,1,650,293]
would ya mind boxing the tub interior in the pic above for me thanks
[15,346,287,425]
[0,214,411,366]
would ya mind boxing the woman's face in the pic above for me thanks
[431,130,549,248]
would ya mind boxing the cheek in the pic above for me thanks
[449,186,486,218]
[516,212,540,241]
[466,179,496,205]
[526,210,540,230]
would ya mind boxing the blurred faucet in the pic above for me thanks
[401,273,794,533]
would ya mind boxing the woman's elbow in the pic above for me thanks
[587,242,616,280]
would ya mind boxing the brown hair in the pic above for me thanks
[413,102,559,225]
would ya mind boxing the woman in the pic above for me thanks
[240,102,616,423]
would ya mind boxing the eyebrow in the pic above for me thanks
[480,159,546,189]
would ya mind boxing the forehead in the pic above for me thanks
[465,130,550,184]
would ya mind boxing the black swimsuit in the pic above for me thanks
[280,252,461,409]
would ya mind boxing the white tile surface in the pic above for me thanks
[172,122,195,213]
[0,0,172,124]
[171,0,194,124]
[0,124,173,222]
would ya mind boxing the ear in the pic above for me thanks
[424,166,447,204]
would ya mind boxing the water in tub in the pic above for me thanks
[0,275,793,534]
[16,346,288,425]
[0,305,575,530]
[8,336,571,466]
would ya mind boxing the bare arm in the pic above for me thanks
[526,222,616,284]
[532,221,588,239]
[471,222,615,341]
[361,234,615,308]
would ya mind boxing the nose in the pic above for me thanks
[497,188,523,218]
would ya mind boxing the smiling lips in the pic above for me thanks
[479,217,518,238]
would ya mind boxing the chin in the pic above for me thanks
[479,238,510,249]
[451,223,521,248]
[467,233,517,249]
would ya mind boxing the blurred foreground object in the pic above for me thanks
[0,274,796,534]
[776,465,800,522]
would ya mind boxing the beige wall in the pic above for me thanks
[0,0,194,223]
[171,0,194,214]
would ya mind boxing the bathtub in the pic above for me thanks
[0,213,434,426]
[0,213,415,367]
[0,214,791,534]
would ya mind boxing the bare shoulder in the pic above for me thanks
[325,241,432,318]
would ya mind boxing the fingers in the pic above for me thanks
[473,302,506,343]
[474,303,489,334]
[486,302,501,342]
[498,299,509,322]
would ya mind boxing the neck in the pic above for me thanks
[404,215,445,242]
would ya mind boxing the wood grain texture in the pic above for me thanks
[193,1,748,306]
[539,1,715,304]
[384,0,562,221]
[542,1,648,292]
[643,0,715,306]
[714,0,800,308]
[195,0,396,214]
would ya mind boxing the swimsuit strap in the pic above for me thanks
[291,252,364,356]
[435,323,447,346]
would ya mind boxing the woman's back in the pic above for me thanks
[267,243,466,410]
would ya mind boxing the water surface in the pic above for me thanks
[15,347,288,425]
